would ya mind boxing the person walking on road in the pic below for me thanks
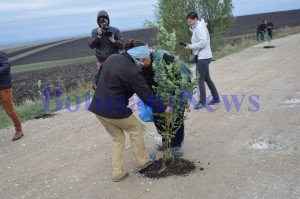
[0,50,24,141]
[88,10,125,89]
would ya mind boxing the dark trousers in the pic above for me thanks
[153,111,184,147]
[196,58,219,104]
[256,30,265,41]
[267,29,273,39]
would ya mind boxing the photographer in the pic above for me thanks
[88,10,125,70]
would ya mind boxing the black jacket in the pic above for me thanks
[89,52,166,119]
[0,50,12,90]
[257,22,267,31]
[88,10,125,62]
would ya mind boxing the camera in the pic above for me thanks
[99,18,112,37]
[180,41,187,46]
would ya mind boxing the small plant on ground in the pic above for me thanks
[145,18,198,173]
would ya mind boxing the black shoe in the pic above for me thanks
[207,99,220,105]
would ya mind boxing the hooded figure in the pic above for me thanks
[88,10,125,64]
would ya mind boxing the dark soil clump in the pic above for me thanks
[139,158,196,179]
[34,112,55,119]
[263,45,276,48]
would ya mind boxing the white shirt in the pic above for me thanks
[189,19,213,59]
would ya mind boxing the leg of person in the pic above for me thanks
[93,68,101,89]
[170,124,184,157]
[153,113,165,151]
[258,30,264,41]
[122,115,154,169]
[102,115,152,169]
[0,88,23,141]
[170,110,185,156]
[96,115,128,182]
[196,59,209,107]
[154,110,184,156]
[261,31,265,41]
[170,109,185,147]
[204,59,220,105]
[256,30,260,40]
[96,60,102,70]
[93,61,103,90]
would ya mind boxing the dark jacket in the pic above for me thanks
[88,10,125,62]
[89,52,166,119]
[141,54,156,91]
[142,50,191,92]
[267,22,274,30]
[142,50,178,91]
[0,50,12,90]
[257,21,267,32]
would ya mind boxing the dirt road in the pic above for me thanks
[1,34,300,199]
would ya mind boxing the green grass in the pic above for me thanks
[0,100,44,130]
[11,55,95,74]
[0,89,94,130]
[213,40,257,60]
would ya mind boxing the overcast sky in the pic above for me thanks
[1,0,300,47]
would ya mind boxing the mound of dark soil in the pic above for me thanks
[139,158,197,179]
[34,112,55,119]
[263,45,276,48]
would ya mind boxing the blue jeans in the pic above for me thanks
[196,58,219,104]
[267,29,273,39]
[256,30,265,41]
